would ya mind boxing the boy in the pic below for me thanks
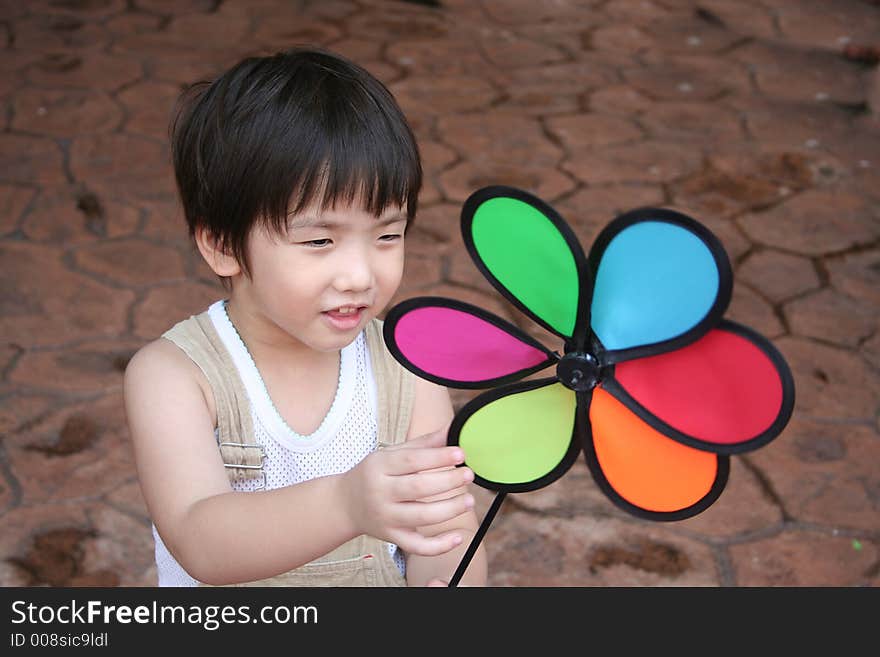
[123,47,487,586]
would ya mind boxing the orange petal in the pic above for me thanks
[589,388,723,514]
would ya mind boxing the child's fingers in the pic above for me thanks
[393,491,475,528]
[391,528,464,557]
[391,466,474,502]
[389,420,453,450]
[383,445,465,476]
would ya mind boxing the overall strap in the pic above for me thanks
[362,317,416,585]
[162,311,265,485]
[363,318,416,448]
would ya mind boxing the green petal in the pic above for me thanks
[465,191,582,338]
[458,381,577,486]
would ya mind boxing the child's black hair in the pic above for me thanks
[170,47,422,279]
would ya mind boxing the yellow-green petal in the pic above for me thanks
[459,382,576,485]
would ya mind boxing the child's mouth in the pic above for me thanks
[323,306,365,330]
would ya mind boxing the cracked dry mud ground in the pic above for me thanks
[1,0,879,587]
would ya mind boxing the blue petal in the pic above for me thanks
[590,215,729,353]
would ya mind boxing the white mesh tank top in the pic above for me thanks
[152,300,405,586]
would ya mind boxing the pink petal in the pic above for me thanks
[393,306,550,383]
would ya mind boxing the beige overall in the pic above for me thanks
[162,309,415,587]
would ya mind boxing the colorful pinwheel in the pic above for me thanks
[382,186,795,586]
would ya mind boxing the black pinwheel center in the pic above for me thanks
[556,351,600,391]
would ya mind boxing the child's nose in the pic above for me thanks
[334,248,374,292]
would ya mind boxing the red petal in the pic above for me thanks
[613,325,786,447]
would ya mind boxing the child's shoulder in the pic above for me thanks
[124,337,215,423]
[126,336,196,379]
[125,305,215,391]
[125,338,181,374]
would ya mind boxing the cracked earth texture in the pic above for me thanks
[1,0,879,587]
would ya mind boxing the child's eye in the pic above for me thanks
[302,239,332,247]
[380,234,402,242]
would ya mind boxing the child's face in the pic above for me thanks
[233,201,408,353]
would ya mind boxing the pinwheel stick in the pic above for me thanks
[448,490,507,587]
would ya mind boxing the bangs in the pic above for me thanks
[259,62,422,235]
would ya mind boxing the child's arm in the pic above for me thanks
[403,377,489,587]
[124,338,474,586]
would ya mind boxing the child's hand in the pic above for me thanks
[340,423,475,556]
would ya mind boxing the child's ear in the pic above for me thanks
[194,226,241,277]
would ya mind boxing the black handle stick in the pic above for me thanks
[447,490,507,587]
